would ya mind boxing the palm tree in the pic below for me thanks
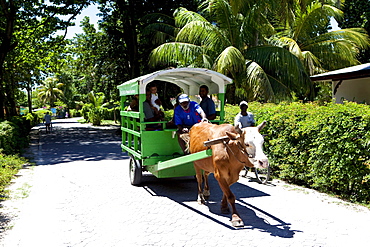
[149,1,313,102]
[38,77,64,107]
[81,91,106,125]
[269,0,369,75]
[148,0,369,102]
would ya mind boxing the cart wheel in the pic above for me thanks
[254,166,271,184]
[129,155,142,186]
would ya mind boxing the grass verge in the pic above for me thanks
[0,154,28,199]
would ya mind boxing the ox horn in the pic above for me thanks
[257,121,267,132]
[235,122,243,134]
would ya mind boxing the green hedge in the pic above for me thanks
[0,117,32,197]
[225,102,370,205]
[0,154,26,197]
[0,117,31,155]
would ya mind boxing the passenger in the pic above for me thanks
[143,89,163,130]
[149,83,162,112]
[199,85,216,120]
[234,101,255,128]
[128,94,139,111]
[174,94,207,153]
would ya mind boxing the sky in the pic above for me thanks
[330,17,340,31]
[60,4,340,39]
[58,4,101,39]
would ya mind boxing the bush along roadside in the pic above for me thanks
[0,116,33,198]
[0,154,27,198]
[0,117,31,155]
[225,102,370,206]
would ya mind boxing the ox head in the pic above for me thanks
[226,121,269,169]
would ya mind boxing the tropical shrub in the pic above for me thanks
[25,112,41,127]
[0,154,26,197]
[88,107,104,126]
[80,92,111,125]
[225,102,370,205]
[0,118,30,155]
[69,109,81,118]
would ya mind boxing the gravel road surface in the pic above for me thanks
[0,117,369,247]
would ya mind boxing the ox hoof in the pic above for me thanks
[197,199,205,205]
[197,196,206,205]
[231,214,244,227]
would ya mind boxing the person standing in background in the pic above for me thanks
[234,101,255,128]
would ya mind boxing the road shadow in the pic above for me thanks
[141,173,299,237]
[0,211,11,239]
[24,123,127,166]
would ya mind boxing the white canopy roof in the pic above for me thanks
[118,68,233,96]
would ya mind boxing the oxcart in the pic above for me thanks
[117,68,270,185]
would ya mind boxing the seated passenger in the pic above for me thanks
[199,85,216,120]
[128,94,139,111]
[148,83,162,111]
[144,89,163,130]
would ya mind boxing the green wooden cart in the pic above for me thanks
[117,68,233,185]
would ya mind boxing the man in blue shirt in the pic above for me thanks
[199,85,216,120]
[174,94,206,153]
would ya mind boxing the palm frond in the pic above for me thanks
[204,0,238,40]
[213,46,245,79]
[143,23,177,44]
[268,37,303,59]
[301,50,321,75]
[305,28,369,50]
[294,2,342,41]
[239,7,276,47]
[174,7,209,28]
[149,42,206,68]
[245,45,313,99]
[303,28,370,70]
[176,21,230,54]
[242,60,276,101]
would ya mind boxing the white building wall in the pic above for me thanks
[332,77,370,104]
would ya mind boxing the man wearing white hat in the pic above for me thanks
[234,101,255,128]
[174,94,207,153]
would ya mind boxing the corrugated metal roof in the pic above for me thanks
[310,63,370,81]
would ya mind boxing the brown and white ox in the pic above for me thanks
[189,121,269,227]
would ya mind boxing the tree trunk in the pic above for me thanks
[116,0,140,78]
[0,0,17,119]
[0,88,5,119]
[226,84,237,105]
[5,78,18,116]
[27,81,32,113]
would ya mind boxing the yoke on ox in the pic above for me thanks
[189,121,269,227]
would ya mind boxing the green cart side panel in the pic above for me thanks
[140,130,182,159]
[117,77,141,95]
